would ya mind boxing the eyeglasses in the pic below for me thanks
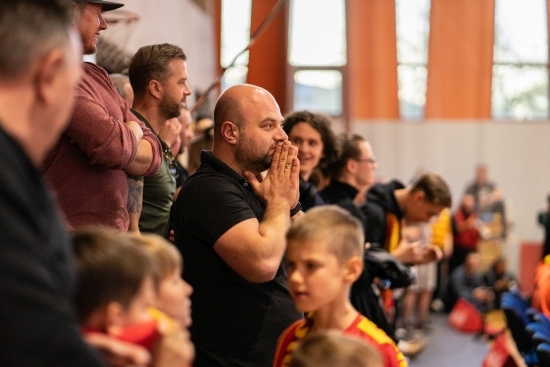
[162,143,179,178]
[354,157,377,164]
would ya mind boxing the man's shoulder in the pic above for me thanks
[77,62,112,94]
[182,167,237,193]
[177,168,254,217]
[362,200,386,221]
[366,180,403,213]
[82,62,109,77]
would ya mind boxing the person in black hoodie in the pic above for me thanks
[362,173,451,262]
[319,133,398,337]
[360,173,451,342]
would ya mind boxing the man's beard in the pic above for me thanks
[235,139,273,174]
[159,94,182,120]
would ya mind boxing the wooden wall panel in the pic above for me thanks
[425,0,495,119]
[247,0,288,113]
[347,0,399,120]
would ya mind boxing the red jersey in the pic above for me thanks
[273,313,407,367]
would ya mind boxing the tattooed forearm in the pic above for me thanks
[127,176,144,213]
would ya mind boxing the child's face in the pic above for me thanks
[117,276,156,327]
[286,239,348,312]
[156,269,193,328]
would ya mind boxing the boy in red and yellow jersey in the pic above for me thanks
[273,206,407,367]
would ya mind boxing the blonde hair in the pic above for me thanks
[286,206,364,263]
[290,331,383,367]
[129,233,182,280]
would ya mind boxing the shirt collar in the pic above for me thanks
[200,150,253,192]
[330,179,359,198]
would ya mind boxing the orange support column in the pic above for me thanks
[346,0,399,120]
[213,1,221,74]
[212,0,222,100]
[247,0,289,113]
[548,0,550,104]
[425,0,495,119]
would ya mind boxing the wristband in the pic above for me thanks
[290,202,302,217]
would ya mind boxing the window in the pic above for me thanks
[293,70,342,115]
[288,0,347,116]
[396,0,430,119]
[492,0,548,120]
[220,0,252,91]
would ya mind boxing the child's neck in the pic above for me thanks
[309,300,358,332]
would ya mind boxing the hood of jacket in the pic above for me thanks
[366,180,405,219]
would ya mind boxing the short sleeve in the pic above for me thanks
[178,174,257,246]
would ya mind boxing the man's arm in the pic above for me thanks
[123,106,163,176]
[67,82,162,175]
[213,141,299,283]
[124,138,156,176]
[127,176,143,233]
[66,95,140,169]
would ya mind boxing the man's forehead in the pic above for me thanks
[81,2,102,11]
[243,94,282,118]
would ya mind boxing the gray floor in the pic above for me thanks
[408,313,490,367]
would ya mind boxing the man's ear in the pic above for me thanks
[35,49,66,105]
[343,256,363,283]
[72,2,82,25]
[220,121,238,145]
[413,190,426,203]
[148,80,162,100]
[105,301,125,336]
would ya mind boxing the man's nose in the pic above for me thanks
[99,14,108,30]
[274,124,288,142]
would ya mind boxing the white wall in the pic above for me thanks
[353,120,550,274]
[108,0,217,109]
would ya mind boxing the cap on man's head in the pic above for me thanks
[74,0,124,12]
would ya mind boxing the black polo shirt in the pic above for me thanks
[173,151,302,367]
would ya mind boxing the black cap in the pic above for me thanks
[75,0,124,12]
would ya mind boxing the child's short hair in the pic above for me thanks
[286,205,364,263]
[72,227,159,323]
[290,331,383,367]
[128,233,183,280]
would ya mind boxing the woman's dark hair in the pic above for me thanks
[283,111,337,177]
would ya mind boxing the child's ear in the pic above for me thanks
[343,256,363,283]
[105,301,125,336]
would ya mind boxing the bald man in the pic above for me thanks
[173,84,303,367]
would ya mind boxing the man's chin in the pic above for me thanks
[83,47,96,55]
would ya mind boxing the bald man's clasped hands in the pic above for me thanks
[244,140,301,218]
